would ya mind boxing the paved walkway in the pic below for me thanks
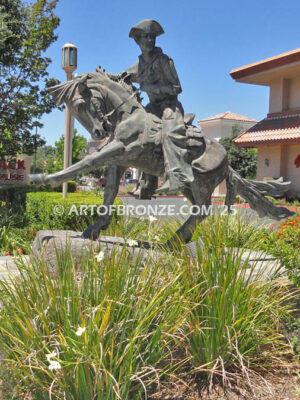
[0,256,29,282]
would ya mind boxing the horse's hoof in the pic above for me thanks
[82,226,99,240]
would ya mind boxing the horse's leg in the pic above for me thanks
[166,180,213,247]
[82,165,126,240]
[166,160,230,247]
[130,173,158,199]
[30,141,125,187]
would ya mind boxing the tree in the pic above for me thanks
[31,144,56,173]
[0,0,60,158]
[53,130,88,172]
[220,125,257,179]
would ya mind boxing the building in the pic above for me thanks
[198,111,257,142]
[230,47,300,199]
[198,112,257,195]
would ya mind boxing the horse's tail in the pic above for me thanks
[225,166,294,219]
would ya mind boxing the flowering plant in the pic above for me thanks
[268,215,300,249]
[259,213,300,285]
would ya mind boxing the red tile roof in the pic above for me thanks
[234,111,300,147]
[198,111,257,123]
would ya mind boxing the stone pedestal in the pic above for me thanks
[31,230,283,281]
[32,230,162,276]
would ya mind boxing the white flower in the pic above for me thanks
[48,360,61,370]
[149,215,157,222]
[153,235,160,241]
[75,326,87,336]
[46,351,57,362]
[128,239,138,247]
[95,251,105,262]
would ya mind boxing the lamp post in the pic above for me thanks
[62,42,77,198]
[32,121,43,174]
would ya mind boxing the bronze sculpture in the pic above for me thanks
[30,58,293,244]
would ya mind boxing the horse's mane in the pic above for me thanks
[49,71,141,108]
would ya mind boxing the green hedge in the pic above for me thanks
[54,180,77,193]
[26,192,123,231]
[0,184,36,210]
[0,184,39,227]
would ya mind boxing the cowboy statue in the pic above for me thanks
[30,19,293,242]
[108,19,194,196]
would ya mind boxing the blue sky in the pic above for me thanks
[39,0,300,145]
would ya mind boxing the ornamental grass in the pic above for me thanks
[0,214,298,399]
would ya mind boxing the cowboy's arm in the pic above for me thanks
[125,62,139,82]
[161,56,182,94]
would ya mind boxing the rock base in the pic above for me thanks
[30,230,284,281]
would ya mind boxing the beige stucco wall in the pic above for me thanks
[269,77,300,113]
[269,79,284,113]
[286,144,300,193]
[288,77,300,110]
[257,145,282,180]
[257,144,300,196]
[199,121,224,140]
[200,120,256,141]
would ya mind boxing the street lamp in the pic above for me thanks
[62,42,77,198]
[32,121,43,174]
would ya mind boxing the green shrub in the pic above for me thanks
[54,180,77,193]
[258,215,300,286]
[0,184,30,209]
[0,184,37,227]
[26,192,122,231]
[0,225,36,255]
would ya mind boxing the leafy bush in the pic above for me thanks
[26,192,122,231]
[0,184,37,227]
[258,214,300,286]
[0,225,37,255]
[219,125,257,179]
[54,180,77,193]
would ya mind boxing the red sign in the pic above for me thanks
[0,159,26,170]
[294,154,300,168]
[0,157,30,184]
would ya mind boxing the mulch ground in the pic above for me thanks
[0,361,299,399]
[149,364,300,400]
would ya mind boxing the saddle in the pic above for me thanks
[184,115,228,174]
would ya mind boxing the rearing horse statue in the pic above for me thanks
[30,70,293,245]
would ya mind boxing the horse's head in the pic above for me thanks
[49,71,141,141]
